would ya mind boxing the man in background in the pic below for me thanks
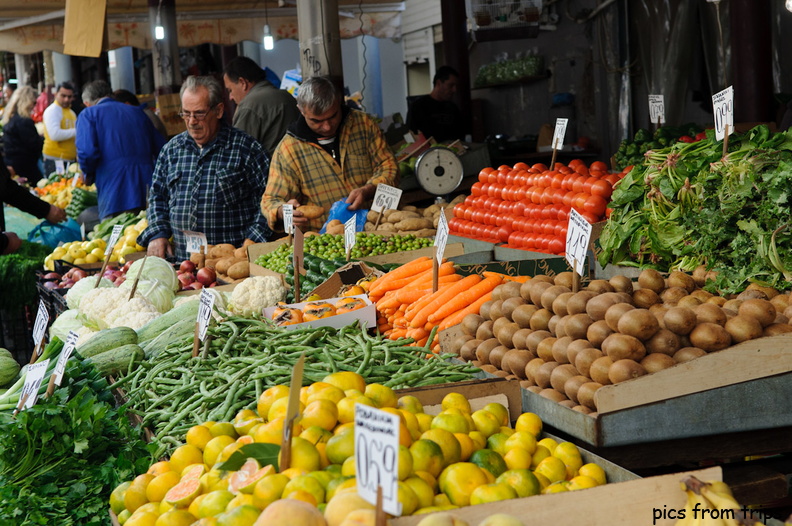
[42,82,78,176]
[223,56,300,155]
[406,65,463,143]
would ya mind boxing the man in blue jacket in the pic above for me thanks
[76,80,165,220]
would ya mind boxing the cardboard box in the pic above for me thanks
[360,242,464,266]
[310,261,382,300]
[262,294,376,331]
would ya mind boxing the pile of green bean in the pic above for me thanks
[111,316,478,456]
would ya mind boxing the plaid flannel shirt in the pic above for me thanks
[261,109,398,232]
[138,125,272,260]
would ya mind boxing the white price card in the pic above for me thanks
[344,216,357,253]
[183,231,208,255]
[20,359,50,410]
[55,160,66,175]
[197,289,215,342]
[565,208,593,276]
[283,204,294,235]
[552,118,569,150]
[434,212,449,264]
[355,405,402,516]
[80,222,86,241]
[648,94,665,124]
[32,299,49,350]
[712,86,734,141]
[53,331,78,386]
[371,184,403,214]
[71,172,80,187]
[106,224,124,255]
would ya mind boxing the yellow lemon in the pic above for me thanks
[553,442,583,479]
[333,422,355,436]
[486,433,509,456]
[533,472,551,490]
[415,413,433,433]
[202,468,230,492]
[471,409,501,438]
[398,481,420,516]
[396,444,413,481]
[268,396,304,423]
[469,449,508,478]
[203,436,236,467]
[280,437,321,472]
[147,461,172,477]
[341,456,356,477]
[117,509,132,524]
[326,430,355,465]
[322,371,366,393]
[325,476,350,502]
[252,473,289,509]
[398,409,421,440]
[499,426,515,437]
[543,481,570,494]
[111,481,132,514]
[578,463,607,486]
[413,470,437,492]
[215,504,260,526]
[409,439,445,478]
[503,447,532,471]
[397,395,423,414]
[469,482,518,505]
[534,456,567,484]
[305,383,346,405]
[531,445,552,469]
[146,471,182,503]
[404,476,434,510]
[433,493,452,507]
[164,478,202,508]
[422,428,463,466]
[496,469,541,498]
[169,445,206,474]
[437,462,489,507]
[252,417,285,445]
[441,392,472,414]
[537,437,558,454]
[364,383,398,408]
[300,399,339,431]
[483,403,510,427]
[257,385,290,418]
[307,470,335,489]
[324,489,374,526]
[196,490,235,518]
[158,500,175,515]
[468,431,487,450]
[430,412,469,434]
[284,474,326,505]
[186,425,215,451]
[154,509,196,526]
[125,474,155,513]
[504,431,537,455]
[568,475,599,491]
[125,512,158,526]
[336,395,375,425]
[85,253,99,263]
[300,425,334,446]
[233,411,262,436]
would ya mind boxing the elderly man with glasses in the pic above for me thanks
[138,76,272,260]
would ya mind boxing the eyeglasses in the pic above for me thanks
[178,106,216,121]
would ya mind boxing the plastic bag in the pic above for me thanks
[27,218,82,248]
[319,199,369,234]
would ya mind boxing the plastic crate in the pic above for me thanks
[0,307,33,365]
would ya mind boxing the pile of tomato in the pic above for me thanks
[448,160,628,255]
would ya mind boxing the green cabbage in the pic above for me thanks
[65,277,114,310]
[127,256,179,292]
[49,309,83,342]
[120,279,175,313]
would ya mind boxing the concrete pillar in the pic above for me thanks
[14,54,30,86]
[108,46,136,93]
[730,0,773,122]
[241,41,263,65]
[148,0,181,92]
[296,0,343,87]
[360,36,382,117]
[52,52,74,84]
[42,51,55,88]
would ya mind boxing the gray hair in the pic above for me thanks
[180,76,224,108]
[82,80,113,105]
[296,76,340,114]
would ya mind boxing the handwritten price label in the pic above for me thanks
[32,300,49,350]
[434,212,449,264]
[552,118,568,150]
[565,208,593,276]
[53,331,78,386]
[197,289,215,342]
[648,94,665,124]
[55,160,66,175]
[20,360,50,410]
[355,405,402,515]
[712,86,734,141]
[183,231,208,255]
[71,172,80,187]
[371,184,403,214]
[106,225,124,255]
[344,216,357,254]
[283,204,294,235]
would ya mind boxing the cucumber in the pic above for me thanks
[77,326,138,358]
[141,317,196,359]
[85,343,144,376]
[137,300,201,344]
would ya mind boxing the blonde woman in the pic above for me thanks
[2,85,44,184]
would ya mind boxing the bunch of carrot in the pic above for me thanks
[368,256,502,353]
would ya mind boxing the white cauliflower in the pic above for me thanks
[228,276,286,316]
[106,297,161,330]
[75,325,99,347]
[79,287,131,329]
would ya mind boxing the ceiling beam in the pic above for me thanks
[0,9,65,32]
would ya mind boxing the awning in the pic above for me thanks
[0,0,403,54]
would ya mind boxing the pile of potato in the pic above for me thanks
[363,195,465,237]
[189,242,253,281]
[449,268,792,416]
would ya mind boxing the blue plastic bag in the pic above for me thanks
[27,218,82,248]
[319,199,369,234]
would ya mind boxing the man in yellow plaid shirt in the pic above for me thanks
[260,76,398,232]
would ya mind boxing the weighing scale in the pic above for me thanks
[414,147,464,196]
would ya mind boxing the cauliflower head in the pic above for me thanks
[106,297,161,330]
[79,287,131,329]
[228,276,286,316]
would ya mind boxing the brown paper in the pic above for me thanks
[63,0,106,58]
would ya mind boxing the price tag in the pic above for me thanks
[53,331,78,386]
[712,86,734,141]
[293,227,304,273]
[371,184,403,214]
[32,299,49,350]
[565,208,593,276]
[80,222,86,241]
[106,224,124,255]
[20,359,50,410]
[71,172,80,187]
[355,405,402,516]
[433,212,449,264]
[183,230,208,254]
[648,94,665,124]
[197,289,215,342]
[55,160,65,175]
[552,118,569,150]
[344,216,357,254]
[283,204,294,235]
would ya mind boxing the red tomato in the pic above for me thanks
[590,161,608,172]
[558,165,574,174]
[470,182,483,197]
[478,167,494,183]
[538,235,551,251]
[512,200,527,217]
[548,236,565,255]
[524,233,536,248]
[514,162,529,171]
[591,179,613,199]
[604,174,620,186]
[498,225,512,242]
[584,176,598,194]
[581,211,600,224]
[532,163,548,172]
[557,205,571,222]
[571,176,586,194]
[471,209,485,224]
[583,195,608,217]
[574,164,589,176]
[562,192,575,207]
[498,201,512,215]
[508,231,522,246]
[573,193,589,211]
[448,217,461,231]
[487,170,498,184]
[496,170,508,185]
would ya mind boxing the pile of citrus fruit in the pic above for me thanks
[110,371,607,526]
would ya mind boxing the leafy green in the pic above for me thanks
[0,241,51,309]
[0,356,152,525]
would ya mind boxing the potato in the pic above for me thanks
[297,205,325,219]
[406,228,436,238]
[233,247,248,259]
[227,261,250,279]
[378,222,396,232]
[209,243,235,258]
[395,218,433,231]
[449,194,465,206]
[364,221,375,232]
[423,204,442,218]
[215,256,239,274]
[366,210,380,222]
[205,257,220,269]
[390,211,422,223]
[402,205,418,212]
[326,220,344,236]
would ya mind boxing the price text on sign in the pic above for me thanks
[21,360,50,410]
[344,216,357,252]
[33,300,49,349]
[283,204,294,235]
[355,405,402,516]
[434,212,449,264]
[552,118,569,150]
[371,184,403,213]
[648,94,665,124]
[712,86,734,141]
[106,225,124,255]
[565,208,593,276]
[54,331,79,386]
[197,289,215,342]
[183,231,208,254]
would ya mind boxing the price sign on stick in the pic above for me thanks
[53,331,78,386]
[80,222,86,241]
[282,204,294,235]
[106,225,123,256]
[71,171,80,187]
[293,228,304,302]
[55,160,65,175]
[197,289,215,342]
[712,86,734,141]
[281,353,305,471]
[18,360,49,412]
[565,208,593,276]
[648,94,665,124]
[371,184,403,214]
[434,212,449,264]
[552,118,569,151]
[184,231,208,254]
[32,299,49,351]
[344,216,357,258]
[355,405,402,516]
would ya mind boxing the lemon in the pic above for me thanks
[186,425,214,451]
[534,456,567,484]
[300,399,339,431]
[503,447,532,470]
[203,436,236,467]
[398,481,420,516]
[364,383,398,408]
[468,431,487,450]
[225,493,255,511]
[304,382,346,405]
[398,445,413,480]
[568,475,599,491]
[215,504,260,526]
[397,395,423,414]
[531,445,552,469]
[409,439,445,478]
[441,392,472,414]
[253,417,285,445]
[322,371,366,393]
[257,385,290,418]
[169,445,205,475]
[504,431,537,455]
[268,396,303,422]
[125,511,159,526]
[578,462,607,486]
[537,437,558,454]
[117,509,132,524]
[471,409,501,438]
[469,449,507,478]
[452,433,475,462]
[233,410,262,436]
[415,413,433,433]
[209,422,238,439]
[543,481,570,494]
[281,437,321,472]
[196,490,235,518]
[52,247,67,259]
[486,433,509,456]
[164,478,202,508]
[155,509,197,526]
[307,470,335,489]
[300,425,333,446]
[110,481,132,514]
[404,476,434,509]
[125,474,155,513]
[430,412,469,434]
[437,462,489,506]
[252,473,289,509]
[85,253,99,263]
[470,482,518,505]
[496,469,541,498]
[483,403,510,427]
[413,470,437,491]
[420,428,461,467]
[553,442,583,479]
[284,474,326,504]
[336,395,375,424]
[341,456,356,477]
[146,471,182,503]
[325,430,355,465]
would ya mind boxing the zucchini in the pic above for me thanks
[0,355,20,386]
[85,343,144,376]
[77,326,138,358]
[141,317,196,359]
[137,300,200,344]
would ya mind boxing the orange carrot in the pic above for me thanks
[368,257,433,295]
[404,281,456,321]
[376,263,456,296]
[483,271,530,283]
[389,329,408,340]
[396,288,433,304]
[377,323,392,333]
[427,275,502,324]
[409,274,482,328]
[406,327,429,341]
[415,336,429,347]
[438,291,493,331]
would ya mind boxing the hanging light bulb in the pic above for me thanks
[786,0,792,12]
[154,14,165,40]
[263,24,274,50]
